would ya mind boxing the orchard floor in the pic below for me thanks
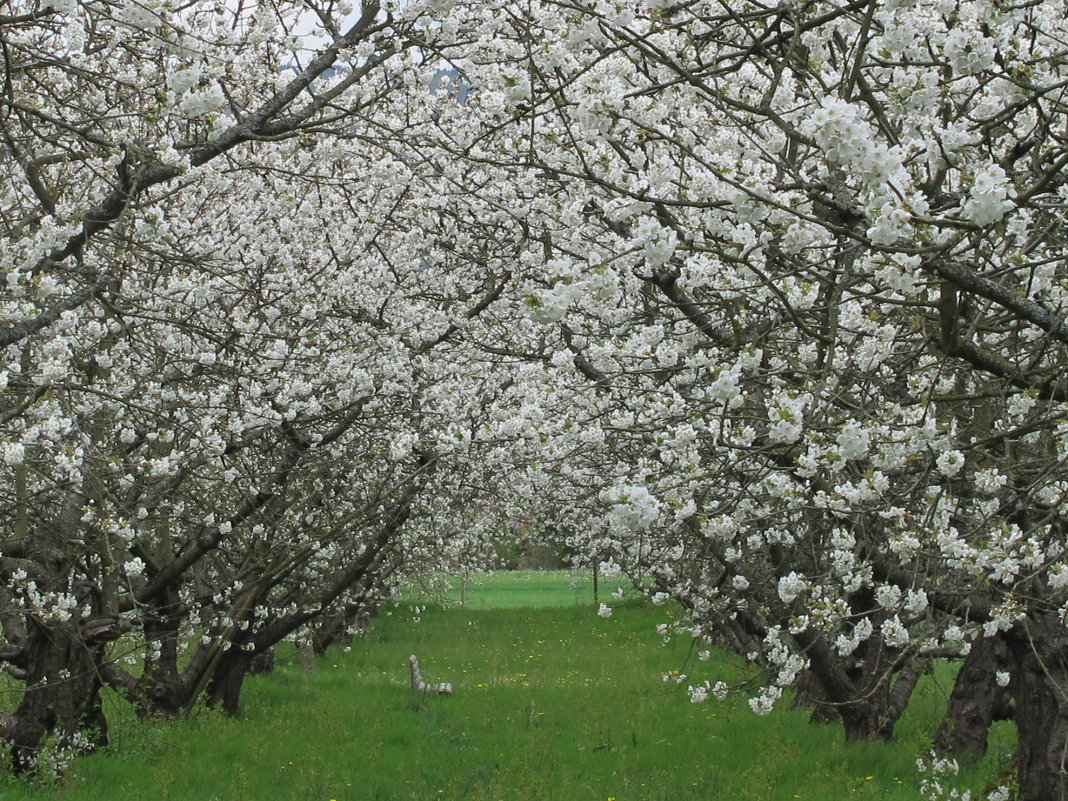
[21,571,1012,801]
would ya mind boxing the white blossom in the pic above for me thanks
[936,450,965,477]
[777,572,807,604]
[961,164,1015,226]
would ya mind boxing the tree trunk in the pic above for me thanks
[299,642,317,672]
[935,636,1013,758]
[105,583,209,720]
[250,648,275,674]
[311,597,379,655]
[204,650,255,716]
[792,669,839,724]
[9,621,110,775]
[838,700,894,742]
[1006,614,1068,801]
[132,594,187,718]
[795,627,918,742]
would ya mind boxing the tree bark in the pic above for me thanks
[9,620,116,775]
[935,635,1014,758]
[204,650,256,716]
[299,642,317,673]
[794,626,922,742]
[133,589,188,718]
[838,708,889,742]
[792,669,839,724]
[1006,614,1068,801]
[250,648,276,675]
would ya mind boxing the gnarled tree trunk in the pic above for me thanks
[795,627,925,742]
[9,618,125,775]
[1006,614,1068,801]
[935,635,1013,758]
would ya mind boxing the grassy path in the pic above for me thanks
[24,572,1011,801]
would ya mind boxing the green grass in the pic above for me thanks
[15,571,1012,801]
[400,569,617,609]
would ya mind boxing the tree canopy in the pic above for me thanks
[2,0,1068,797]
